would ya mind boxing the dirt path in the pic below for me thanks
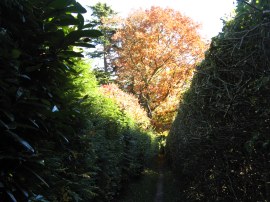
[154,171,164,201]
[154,155,165,202]
[116,154,184,202]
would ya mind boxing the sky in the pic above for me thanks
[77,0,237,40]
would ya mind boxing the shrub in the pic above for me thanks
[0,1,157,201]
[100,83,151,129]
[166,1,270,201]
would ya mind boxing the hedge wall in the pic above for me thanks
[166,1,270,201]
[0,1,157,201]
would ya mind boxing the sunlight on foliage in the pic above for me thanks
[100,83,151,129]
[113,6,206,132]
[0,1,158,201]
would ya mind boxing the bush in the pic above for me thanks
[0,1,157,201]
[166,1,270,201]
[65,61,158,201]
[100,83,151,130]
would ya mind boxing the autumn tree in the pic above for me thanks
[113,6,206,131]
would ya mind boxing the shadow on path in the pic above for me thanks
[116,154,184,202]
[155,154,165,202]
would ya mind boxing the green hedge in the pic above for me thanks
[0,1,157,201]
[166,1,270,201]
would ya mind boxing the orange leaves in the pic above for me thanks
[112,6,206,131]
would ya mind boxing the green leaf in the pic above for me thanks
[29,119,39,128]
[61,135,69,143]
[6,191,17,202]
[77,95,89,104]
[20,74,31,80]
[0,120,9,129]
[51,14,79,26]
[83,23,95,29]
[61,63,77,73]
[24,167,50,188]
[30,194,50,202]
[77,13,84,30]
[63,30,102,47]
[7,131,35,153]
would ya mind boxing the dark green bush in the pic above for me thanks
[0,1,157,201]
[167,1,270,201]
[59,61,158,201]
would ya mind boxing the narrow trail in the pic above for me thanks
[116,153,183,202]
[155,154,165,202]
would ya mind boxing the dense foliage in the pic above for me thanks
[167,1,270,201]
[113,6,206,132]
[0,0,157,201]
[100,83,151,130]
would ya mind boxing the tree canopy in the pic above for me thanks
[88,2,118,74]
[113,6,206,131]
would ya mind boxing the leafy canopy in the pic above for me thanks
[113,6,206,131]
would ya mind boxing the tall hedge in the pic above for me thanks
[0,1,157,201]
[166,1,270,201]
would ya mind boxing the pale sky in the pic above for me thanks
[77,0,237,39]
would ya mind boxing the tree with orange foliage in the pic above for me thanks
[113,6,206,132]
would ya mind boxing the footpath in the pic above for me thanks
[154,155,165,202]
[116,154,184,202]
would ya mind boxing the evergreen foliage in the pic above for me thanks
[167,1,270,201]
[87,3,118,74]
[0,0,157,201]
